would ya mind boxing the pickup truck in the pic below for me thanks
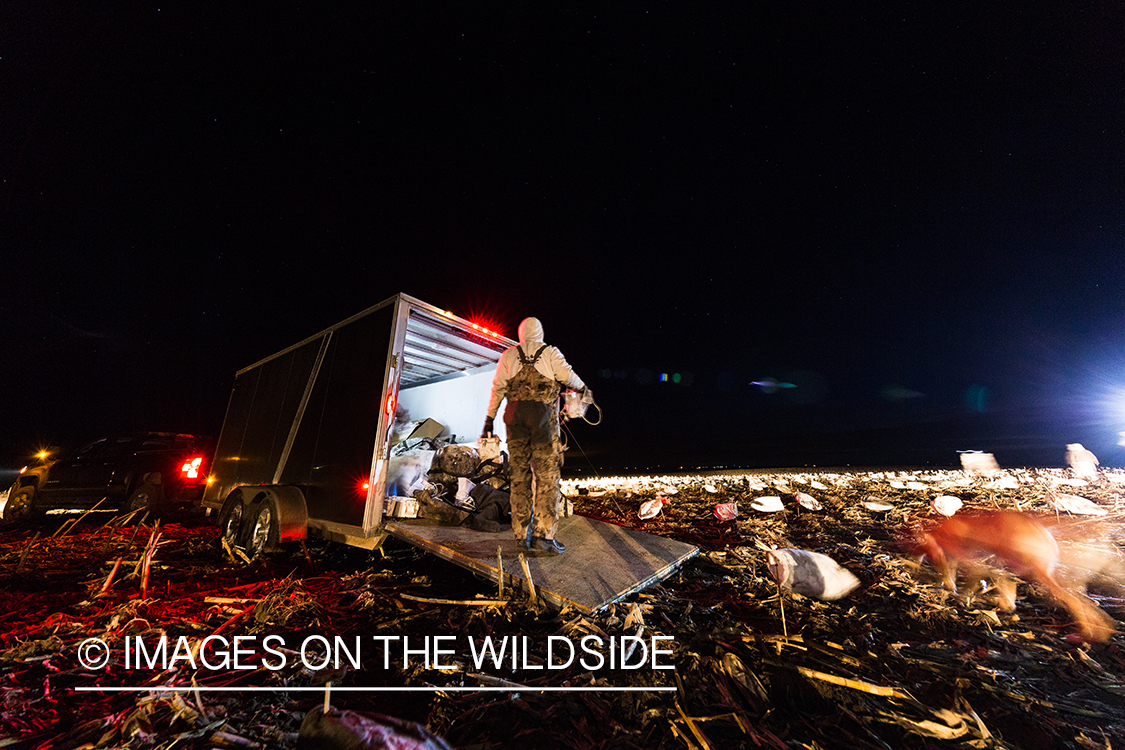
[3,432,213,521]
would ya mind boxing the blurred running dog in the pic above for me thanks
[916,511,1118,643]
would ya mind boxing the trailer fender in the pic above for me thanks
[247,486,308,545]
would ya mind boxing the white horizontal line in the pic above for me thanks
[75,685,675,693]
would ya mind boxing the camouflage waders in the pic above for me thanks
[502,345,563,543]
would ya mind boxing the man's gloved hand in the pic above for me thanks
[481,417,494,438]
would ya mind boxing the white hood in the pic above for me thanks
[518,317,544,346]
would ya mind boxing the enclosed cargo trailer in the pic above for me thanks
[203,293,697,612]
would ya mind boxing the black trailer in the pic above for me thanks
[203,293,696,612]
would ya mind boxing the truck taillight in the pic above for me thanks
[386,393,396,415]
[181,457,203,479]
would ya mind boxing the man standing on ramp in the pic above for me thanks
[482,317,587,556]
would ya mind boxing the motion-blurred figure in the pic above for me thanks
[1065,443,1099,480]
[915,511,1117,643]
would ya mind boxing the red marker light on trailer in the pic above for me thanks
[386,392,396,415]
[466,316,502,338]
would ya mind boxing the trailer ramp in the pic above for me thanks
[385,515,698,614]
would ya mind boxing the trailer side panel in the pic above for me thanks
[205,338,323,506]
[279,303,394,527]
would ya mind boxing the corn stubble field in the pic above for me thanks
[1,467,1124,750]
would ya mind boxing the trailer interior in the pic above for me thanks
[392,306,511,448]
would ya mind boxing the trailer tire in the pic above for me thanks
[247,501,279,557]
[3,488,41,522]
[218,494,246,548]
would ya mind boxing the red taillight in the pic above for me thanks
[385,392,396,415]
[181,457,203,479]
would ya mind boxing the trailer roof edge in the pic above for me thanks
[234,293,516,376]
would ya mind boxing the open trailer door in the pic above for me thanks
[385,515,699,614]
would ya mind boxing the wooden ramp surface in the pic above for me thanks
[385,515,699,614]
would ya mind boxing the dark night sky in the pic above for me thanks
[3,4,1124,472]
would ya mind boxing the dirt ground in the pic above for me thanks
[1,467,1123,749]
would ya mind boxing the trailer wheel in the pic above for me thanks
[3,488,41,522]
[218,495,245,548]
[247,501,278,557]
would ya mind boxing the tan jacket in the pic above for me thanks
[487,341,585,419]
